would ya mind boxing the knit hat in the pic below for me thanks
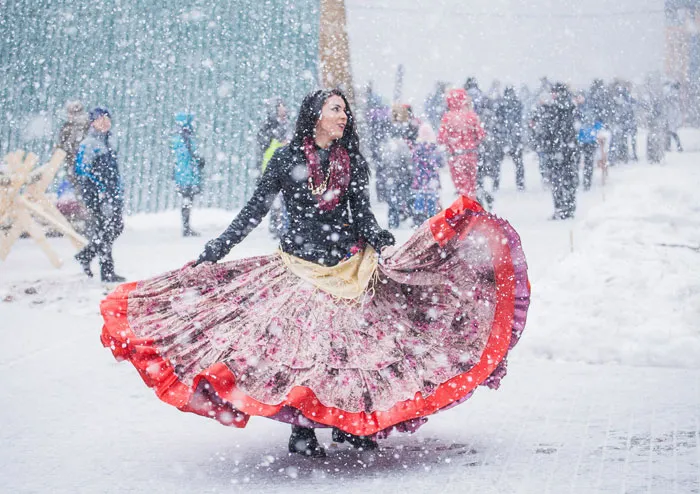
[89,107,111,123]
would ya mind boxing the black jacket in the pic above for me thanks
[542,99,577,157]
[496,93,523,148]
[75,129,123,210]
[201,145,394,266]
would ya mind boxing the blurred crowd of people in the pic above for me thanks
[50,74,686,280]
[359,74,686,224]
[55,103,206,281]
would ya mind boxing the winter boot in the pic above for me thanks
[100,253,126,283]
[332,428,378,451]
[75,246,96,278]
[288,426,326,458]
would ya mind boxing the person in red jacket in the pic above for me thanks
[438,88,486,198]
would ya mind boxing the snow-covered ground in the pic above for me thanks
[1,132,699,493]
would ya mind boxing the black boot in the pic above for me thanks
[332,428,378,451]
[75,246,96,278]
[100,253,126,283]
[288,426,326,458]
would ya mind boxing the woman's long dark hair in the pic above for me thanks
[290,88,369,177]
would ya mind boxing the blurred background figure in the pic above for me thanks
[464,77,485,114]
[476,94,501,209]
[496,85,526,191]
[544,83,578,220]
[55,100,90,231]
[576,90,604,191]
[438,88,485,199]
[381,104,415,229]
[363,82,392,203]
[74,108,125,282]
[256,97,290,239]
[529,91,553,187]
[642,74,667,164]
[665,81,684,153]
[608,82,628,166]
[411,122,443,226]
[58,101,90,189]
[257,97,290,175]
[620,82,639,162]
[424,81,448,131]
[171,112,204,237]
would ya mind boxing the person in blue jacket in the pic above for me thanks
[74,108,125,282]
[171,113,204,237]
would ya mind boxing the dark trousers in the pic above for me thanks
[509,147,525,190]
[387,187,403,229]
[77,195,124,277]
[666,131,683,152]
[550,154,577,219]
[178,185,199,234]
[580,142,597,190]
[609,128,628,164]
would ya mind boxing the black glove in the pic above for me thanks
[194,238,226,266]
[371,229,396,252]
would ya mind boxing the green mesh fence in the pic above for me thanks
[0,0,319,212]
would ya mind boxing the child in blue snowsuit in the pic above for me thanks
[171,113,204,237]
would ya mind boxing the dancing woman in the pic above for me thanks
[101,89,530,458]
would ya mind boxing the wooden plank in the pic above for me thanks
[0,149,80,267]
[18,196,88,247]
[21,149,86,249]
[15,206,62,268]
[26,148,66,192]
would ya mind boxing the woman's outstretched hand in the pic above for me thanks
[193,238,225,266]
[374,229,396,251]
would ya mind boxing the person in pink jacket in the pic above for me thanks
[438,88,486,198]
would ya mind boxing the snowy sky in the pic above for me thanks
[346,0,666,105]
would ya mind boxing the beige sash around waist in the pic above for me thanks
[279,246,378,300]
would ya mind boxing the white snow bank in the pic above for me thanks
[520,156,700,368]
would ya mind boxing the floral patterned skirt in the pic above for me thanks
[100,196,530,437]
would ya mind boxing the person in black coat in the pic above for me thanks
[74,108,125,282]
[496,86,526,190]
[475,95,501,209]
[543,83,579,220]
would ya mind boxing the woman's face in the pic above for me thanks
[316,95,347,141]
